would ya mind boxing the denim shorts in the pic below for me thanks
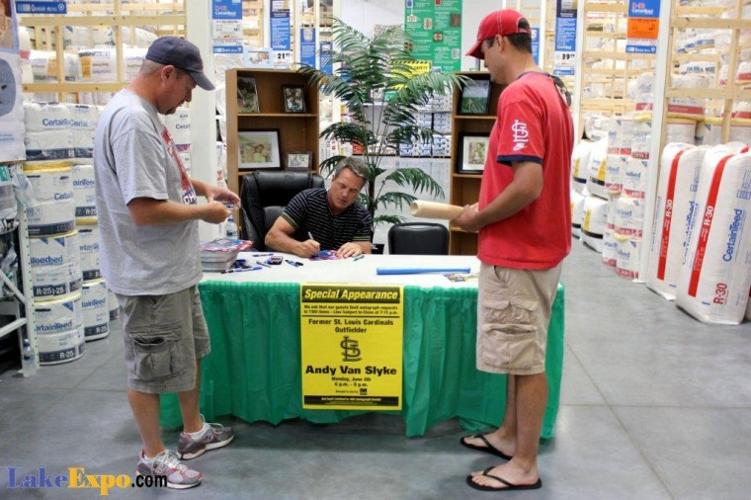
[476,263,561,376]
[117,286,210,393]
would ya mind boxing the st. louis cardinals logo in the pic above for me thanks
[511,119,529,151]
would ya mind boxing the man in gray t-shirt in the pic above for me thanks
[94,37,239,489]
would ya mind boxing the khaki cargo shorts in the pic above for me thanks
[117,285,210,394]
[476,263,561,376]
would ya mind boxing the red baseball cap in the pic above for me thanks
[466,9,531,60]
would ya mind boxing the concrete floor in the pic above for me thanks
[1,243,750,499]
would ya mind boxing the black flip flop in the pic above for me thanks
[459,434,513,460]
[465,467,543,492]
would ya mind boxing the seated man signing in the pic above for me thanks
[265,157,373,258]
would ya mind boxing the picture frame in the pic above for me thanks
[282,85,307,113]
[237,76,260,113]
[457,134,489,173]
[286,151,313,170]
[238,130,281,170]
[458,78,491,115]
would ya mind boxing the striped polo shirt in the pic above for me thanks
[281,187,372,250]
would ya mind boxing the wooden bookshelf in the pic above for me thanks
[448,71,504,255]
[225,68,320,198]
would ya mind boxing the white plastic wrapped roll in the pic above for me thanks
[24,102,70,132]
[602,228,618,268]
[614,195,645,238]
[666,120,696,145]
[68,104,99,157]
[668,74,707,115]
[571,140,594,194]
[571,189,585,239]
[631,121,651,159]
[586,138,609,199]
[603,197,619,267]
[29,51,81,82]
[729,125,751,144]
[737,61,751,82]
[696,121,723,146]
[622,157,649,199]
[676,150,751,325]
[634,73,654,111]
[605,154,627,195]
[582,195,608,253]
[25,131,74,161]
[646,144,707,300]
[615,235,642,280]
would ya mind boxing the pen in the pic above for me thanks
[285,259,304,267]
[353,254,365,261]
[308,231,315,240]
[250,253,274,257]
[255,260,272,268]
[222,265,262,273]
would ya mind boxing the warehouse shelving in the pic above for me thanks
[18,1,187,101]
[640,0,751,277]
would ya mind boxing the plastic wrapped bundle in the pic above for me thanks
[646,144,707,300]
[676,149,751,324]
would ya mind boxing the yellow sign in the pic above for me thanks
[300,284,404,410]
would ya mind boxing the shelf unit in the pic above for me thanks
[640,0,751,277]
[573,0,656,136]
[0,174,37,377]
[448,72,504,255]
[18,1,187,102]
[225,68,320,201]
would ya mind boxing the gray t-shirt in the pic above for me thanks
[94,89,201,296]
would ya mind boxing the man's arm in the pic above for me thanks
[128,197,230,226]
[265,217,320,258]
[337,241,371,258]
[453,160,543,232]
[191,178,241,206]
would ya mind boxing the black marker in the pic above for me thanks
[285,259,304,267]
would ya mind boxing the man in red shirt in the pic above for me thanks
[453,9,573,492]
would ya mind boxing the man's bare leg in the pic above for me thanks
[462,374,517,456]
[178,362,203,434]
[469,372,547,489]
[128,389,165,458]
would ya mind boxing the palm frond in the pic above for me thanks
[320,122,373,148]
[385,168,445,198]
[375,191,417,211]
[374,214,406,226]
[319,155,347,176]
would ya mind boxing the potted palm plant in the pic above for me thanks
[299,19,466,251]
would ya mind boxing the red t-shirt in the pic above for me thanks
[477,72,573,269]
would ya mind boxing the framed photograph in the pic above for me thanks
[282,85,307,113]
[459,78,491,115]
[458,134,489,173]
[237,76,260,113]
[238,130,281,169]
[286,151,313,170]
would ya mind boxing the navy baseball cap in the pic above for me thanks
[145,36,215,91]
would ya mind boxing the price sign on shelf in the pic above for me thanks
[15,1,67,14]
[626,0,661,54]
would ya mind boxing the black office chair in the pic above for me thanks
[388,222,449,255]
[240,170,324,250]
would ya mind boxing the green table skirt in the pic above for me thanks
[160,281,564,438]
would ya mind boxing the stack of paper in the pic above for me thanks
[200,238,253,272]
